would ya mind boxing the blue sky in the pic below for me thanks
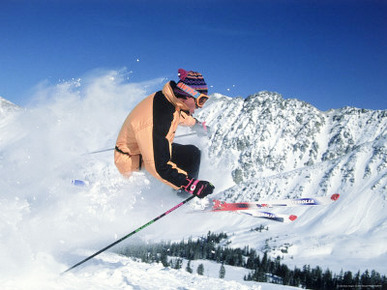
[1,0,386,111]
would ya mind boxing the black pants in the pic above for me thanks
[171,143,201,179]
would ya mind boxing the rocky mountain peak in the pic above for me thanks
[197,91,387,202]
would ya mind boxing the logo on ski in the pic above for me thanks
[204,194,340,223]
[211,193,340,212]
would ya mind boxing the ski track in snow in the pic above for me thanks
[1,71,386,289]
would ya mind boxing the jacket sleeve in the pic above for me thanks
[151,92,189,189]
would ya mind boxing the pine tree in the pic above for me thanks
[254,267,266,282]
[172,258,183,270]
[160,251,169,267]
[323,268,334,289]
[361,269,371,286]
[370,270,381,286]
[354,270,361,286]
[197,263,204,276]
[219,263,226,279]
[186,260,193,274]
[342,270,353,286]
[261,252,268,272]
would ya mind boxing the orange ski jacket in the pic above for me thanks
[115,81,196,189]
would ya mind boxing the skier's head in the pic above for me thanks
[174,68,209,112]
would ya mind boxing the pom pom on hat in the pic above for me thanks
[176,68,208,95]
[178,68,189,81]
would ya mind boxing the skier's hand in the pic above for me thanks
[181,178,215,198]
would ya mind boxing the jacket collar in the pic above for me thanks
[162,81,190,113]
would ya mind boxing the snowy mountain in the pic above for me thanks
[196,91,387,271]
[0,96,21,116]
[0,96,21,124]
[0,73,386,289]
[0,97,22,154]
[199,91,387,190]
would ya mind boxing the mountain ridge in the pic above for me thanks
[197,91,387,196]
[194,91,386,271]
[0,96,21,118]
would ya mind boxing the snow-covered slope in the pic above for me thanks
[1,72,386,289]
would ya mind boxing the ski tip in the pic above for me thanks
[289,215,297,221]
[331,193,340,201]
[212,199,223,211]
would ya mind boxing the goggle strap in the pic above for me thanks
[176,82,202,99]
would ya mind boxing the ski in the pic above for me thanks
[240,211,297,223]
[210,193,340,212]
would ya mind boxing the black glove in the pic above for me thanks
[181,178,215,198]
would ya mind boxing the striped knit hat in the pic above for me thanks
[174,68,208,98]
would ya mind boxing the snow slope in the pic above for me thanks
[1,70,386,289]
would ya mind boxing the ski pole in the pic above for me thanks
[84,148,115,155]
[85,133,198,155]
[176,132,197,138]
[61,195,195,275]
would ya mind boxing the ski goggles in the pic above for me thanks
[176,82,209,108]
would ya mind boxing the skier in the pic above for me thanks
[114,69,214,199]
